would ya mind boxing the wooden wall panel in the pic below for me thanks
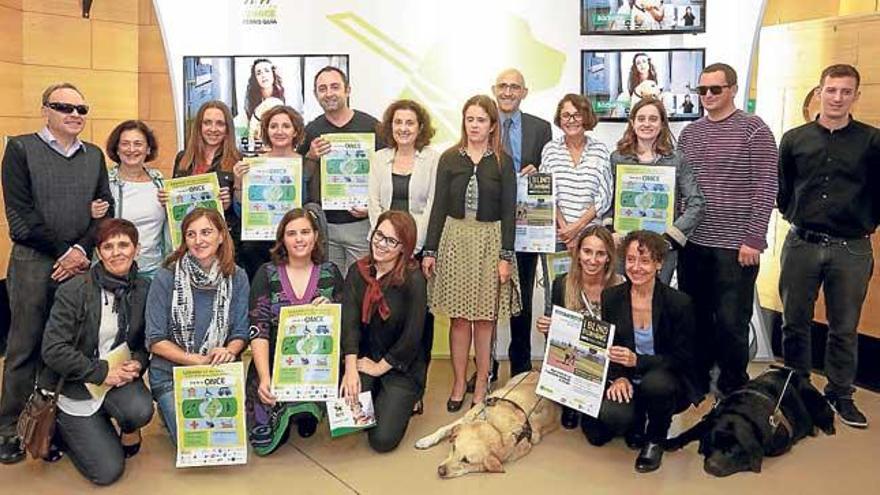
[0,62,23,117]
[89,0,139,24]
[142,120,178,177]
[763,0,841,25]
[92,20,139,72]
[22,11,90,68]
[21,0,80,17]
[139,25,168,74]
[839,0,880,15]
[0,6,22,64]
[140,72,174,121]
[0,0,21,9]
[756,12,880,338]
[20,66,138,119]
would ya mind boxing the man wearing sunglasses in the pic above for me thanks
[778,64,879,429]
[0,83,113,464]
[676,63,778,400]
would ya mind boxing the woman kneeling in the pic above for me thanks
[582,230,701,473]
[340,211,427,452]
[40,219,154,485]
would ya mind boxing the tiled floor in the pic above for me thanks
[1,360,877,494]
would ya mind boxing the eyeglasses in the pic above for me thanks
[694,85,731,96]
[44,102,90,115]
[372,230,401,249]
[496,83,523,93]
[560,112,583,123]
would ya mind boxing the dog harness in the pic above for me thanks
[722,369,796,441]
[475,371,542,446]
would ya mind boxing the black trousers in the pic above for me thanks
[678,242,757,395]
[0,246,58,437]
[360,370,420,453]
[507,251,537,376]
[581,368,688,445]
[56,379,154,486]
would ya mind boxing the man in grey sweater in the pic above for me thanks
[0,82,113,464]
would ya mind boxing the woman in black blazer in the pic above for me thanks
[39,219,153,485]
[582,230,701,473]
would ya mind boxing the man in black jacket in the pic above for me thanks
[473,69,552,387]
[0,83,113,464]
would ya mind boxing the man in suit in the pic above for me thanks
[471,68,552,389]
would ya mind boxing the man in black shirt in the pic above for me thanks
[0,83,113,463]
[778,64,879,429]
[298,66,383,276]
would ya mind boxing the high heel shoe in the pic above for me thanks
[446,397,465,413]
[121,430,142,459]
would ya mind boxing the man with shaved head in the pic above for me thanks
[469,68,551,390]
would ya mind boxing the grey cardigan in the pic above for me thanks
[609,149,706,247]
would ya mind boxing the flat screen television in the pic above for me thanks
[182,54,349,151]
[581,48,705,121]
[581,0,706,35]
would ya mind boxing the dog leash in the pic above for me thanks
[769,368,795,430]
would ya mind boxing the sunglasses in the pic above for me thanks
[694,85,731,96]
[45,102,90,115]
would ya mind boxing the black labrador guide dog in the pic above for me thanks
[664,366,836,477]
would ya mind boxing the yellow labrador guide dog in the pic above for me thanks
[415,371,561,478]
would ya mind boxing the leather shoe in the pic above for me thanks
[296,415,319,438]
[561,406,580,430]
[0,436,25,465]
[625,430,646,450]
[635,442,664,473]
[446,397,465,413]
[121,430,141,458]
[466,361,499,393]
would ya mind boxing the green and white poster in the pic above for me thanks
[320,133,373,210]
[272,304,341,401]
[241,156,302,240]
[173,362,247,468]
[164,173,223,246]
[613,163,676,235]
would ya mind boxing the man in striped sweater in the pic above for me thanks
[676,63,778,399]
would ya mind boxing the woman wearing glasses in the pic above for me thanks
[422,95,521,412]
[610,98,705,283]
[540,94,613,253]
[340,211,427,452]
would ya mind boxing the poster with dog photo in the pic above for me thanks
[327,392,377,438]
[515,173,556,253]
[271,304,341,401]
[537,305,615,417]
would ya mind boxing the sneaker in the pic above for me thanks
[828,396,868,429]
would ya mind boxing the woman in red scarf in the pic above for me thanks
[340,210,427,452]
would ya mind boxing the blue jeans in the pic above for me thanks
[149,370,177,446]
[780,230,874,398]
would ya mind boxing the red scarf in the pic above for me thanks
[356,258,391,324]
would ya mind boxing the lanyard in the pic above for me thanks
[580,290,597,319]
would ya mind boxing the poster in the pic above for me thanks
[544,250,572,286]
[613,163,676,235]
[164,173,223,246]
[320,133,373,210]
[536,306,615,418]
[241,156,303,240]
[173,362,247,468]
[85,344,131,400]
[515,173,556,253]
[271,304,341,401]
[327,392,377,438]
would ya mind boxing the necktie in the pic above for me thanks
[502,118,513,156]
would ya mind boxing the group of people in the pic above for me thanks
[0,60,875,484]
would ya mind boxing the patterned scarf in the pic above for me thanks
[356,258,390,324]
[92,261,138,348]
[171,253,232,355]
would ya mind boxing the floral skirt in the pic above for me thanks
[428,215,521,320]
